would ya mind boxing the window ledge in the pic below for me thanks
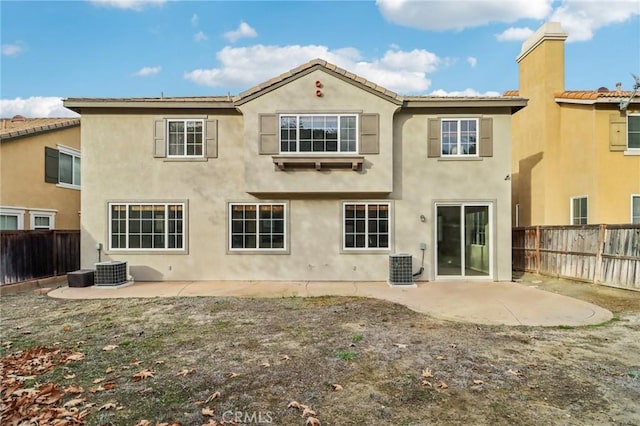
[56,183,80,191]
[272,155,364,171]
[624,150,640,156]
[162,157,209,162]
[437,156,483,161]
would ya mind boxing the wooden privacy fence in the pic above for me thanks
[513,225,640,291]
[0,230,80,285]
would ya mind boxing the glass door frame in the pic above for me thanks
[434,202,493,280]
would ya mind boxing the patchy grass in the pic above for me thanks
[1,289,639,425]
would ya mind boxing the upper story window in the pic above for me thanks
[109,202,185,251]
[167,119,204,157]
[45,145,81,190]
[280,114,357,154]
[628,115,640,150]
[571,196,588,225]
[441,119,478,156]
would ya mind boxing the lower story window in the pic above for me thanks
[0,207,25,230]
[229,203,286,251]
[109,203,184,250]
[632,195,640,224]
[571,196,588,225]
[344,202,390,249]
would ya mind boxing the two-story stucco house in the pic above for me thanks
[508,22,640,226]
[64,60,525,283]
[0,116,81,230]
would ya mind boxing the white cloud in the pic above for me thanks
[88,0,166,11]
[549,0,640,42]
[496,27,534,41]
[194,31,208,42]
[223,22,258,43]
[429,88,502,97]
[2,43,23,56]
[134,66,161,77]
[184,44,443,94]
[191,13,199,26]
[1,97,79,118]
[467,57,477,68]
[376,0,552,31]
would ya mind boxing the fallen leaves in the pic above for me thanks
[227,372,239,379]
[201,406,215,417]
[176,368,195,377]
[132,369,155,381]
[331,383,343,391]
[205,391,221,403]
[393,343,408,349]
[421,368,434,378]
[102,344,118,351]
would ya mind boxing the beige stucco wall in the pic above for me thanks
[0,126,81,229]
[239,69,397,194]
[79,71,514,282]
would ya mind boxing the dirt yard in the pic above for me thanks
[1,275,639,425]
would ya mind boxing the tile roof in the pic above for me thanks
[0,117,81,141]
[503,89,637,101]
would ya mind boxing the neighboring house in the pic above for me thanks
[508,22,640,226]
[0,116,81,230]
[64,60,525,283]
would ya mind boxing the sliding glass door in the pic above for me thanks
[436,203,492,278]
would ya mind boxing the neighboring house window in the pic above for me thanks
[109,203,184,250]
[29,210,56,230]
[167,119,204,157]
[45,145,81,189]
[0,207,25,230]
[343,202,390,250]
[280,114,357,153]
[229,203,286,251]
[632,195,640,224]
[441,119,478,156]
[571,196,588,225]
[629,115,640,150]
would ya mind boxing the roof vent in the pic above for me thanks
[597,86,609,92]
[616,82,622,93]
[11,115,26,122]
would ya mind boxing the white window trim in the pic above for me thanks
[108,202,186,252]
[570,195,588,225]
[0,206,26,230]
[632,194,640,224]
[57,144,81,190]
[279,114,359,155]
[228,202,288,252]
[166,119,205,158]
[627,114,640,152]
[441,118,480,157]
[342,201,392,251]
[29,209,57,230]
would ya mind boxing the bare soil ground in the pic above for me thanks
[1,275,639,426]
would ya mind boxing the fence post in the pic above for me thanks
[535,226,541,274]
[52,231,58,277]
[593,224,606,284]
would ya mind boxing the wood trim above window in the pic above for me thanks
[272,155,364,171]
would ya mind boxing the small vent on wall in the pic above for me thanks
[389,254,414,285]
[95,261,128,286]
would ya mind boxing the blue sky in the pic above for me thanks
[1,0,639,117]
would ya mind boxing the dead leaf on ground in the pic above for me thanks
[202,406,215,416]
[287,401,302,409]
[134,421,151,426]
[63,373,76,380]
[436,355,446,360]
[438,381,449,389]
[421,368,434,378]
[133,369,155,381]
[64,385,84,394]
[176,368,195,376]
[65,352,86,362]
[92,377,106,384]
[155,360,165,365]
[102,344,118,351]
[205,391,221,403]
[393,343,408,348]
[98,402,117,411]
[508,368,523,376]
[105,366,115,374]
[63,398,86,408]
[306,417,321,426]
[302,407,316,417]
[331,383,343,391]
[473,380,484,385]
[227,372,239,378]
[130,359,143,365]
[421,380,432,387]
[281,355,291,361]
[261,362,270,368]
[201,420,218,426]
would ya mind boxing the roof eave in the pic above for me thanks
[403,98,528,112]
[0,119,81,141]
[63,99,236,113]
